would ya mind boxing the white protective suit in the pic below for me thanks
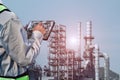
[0,3,43,77]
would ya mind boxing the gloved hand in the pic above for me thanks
[33,23,46,35]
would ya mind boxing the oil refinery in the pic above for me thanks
[28,21,119,80]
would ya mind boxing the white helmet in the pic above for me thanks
[0,0,3,3]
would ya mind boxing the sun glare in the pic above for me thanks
[67,36,79,50]
[70,37,77,45]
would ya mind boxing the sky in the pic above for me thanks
[3,0,120,74]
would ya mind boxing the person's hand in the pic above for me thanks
[33,23,46,35]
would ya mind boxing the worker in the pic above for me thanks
[0,0,46,80]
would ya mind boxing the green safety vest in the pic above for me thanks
[0,4,10,13]
[0,4,29,80]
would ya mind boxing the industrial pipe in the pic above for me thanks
[94,44,109,80]
[94,44,100,80]
[99,52,109,80]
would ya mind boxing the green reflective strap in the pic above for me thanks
[0,77,15,80]
[0,75,29,80]
[0,5,7,12]
[16,75,29,80]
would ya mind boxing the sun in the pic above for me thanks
[70,37,78,45]
[66,36,79,50]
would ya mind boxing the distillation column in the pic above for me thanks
[83,21,95,78]
[84,21,94,64]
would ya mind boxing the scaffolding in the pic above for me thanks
[66,50,75,80]
[48,24,80,80]
[48,24,67,80]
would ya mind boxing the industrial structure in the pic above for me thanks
[48,24,67,80]
[45,21,119,80]
[29,21,120,80]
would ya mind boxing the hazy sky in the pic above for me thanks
[3,0,120,74]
